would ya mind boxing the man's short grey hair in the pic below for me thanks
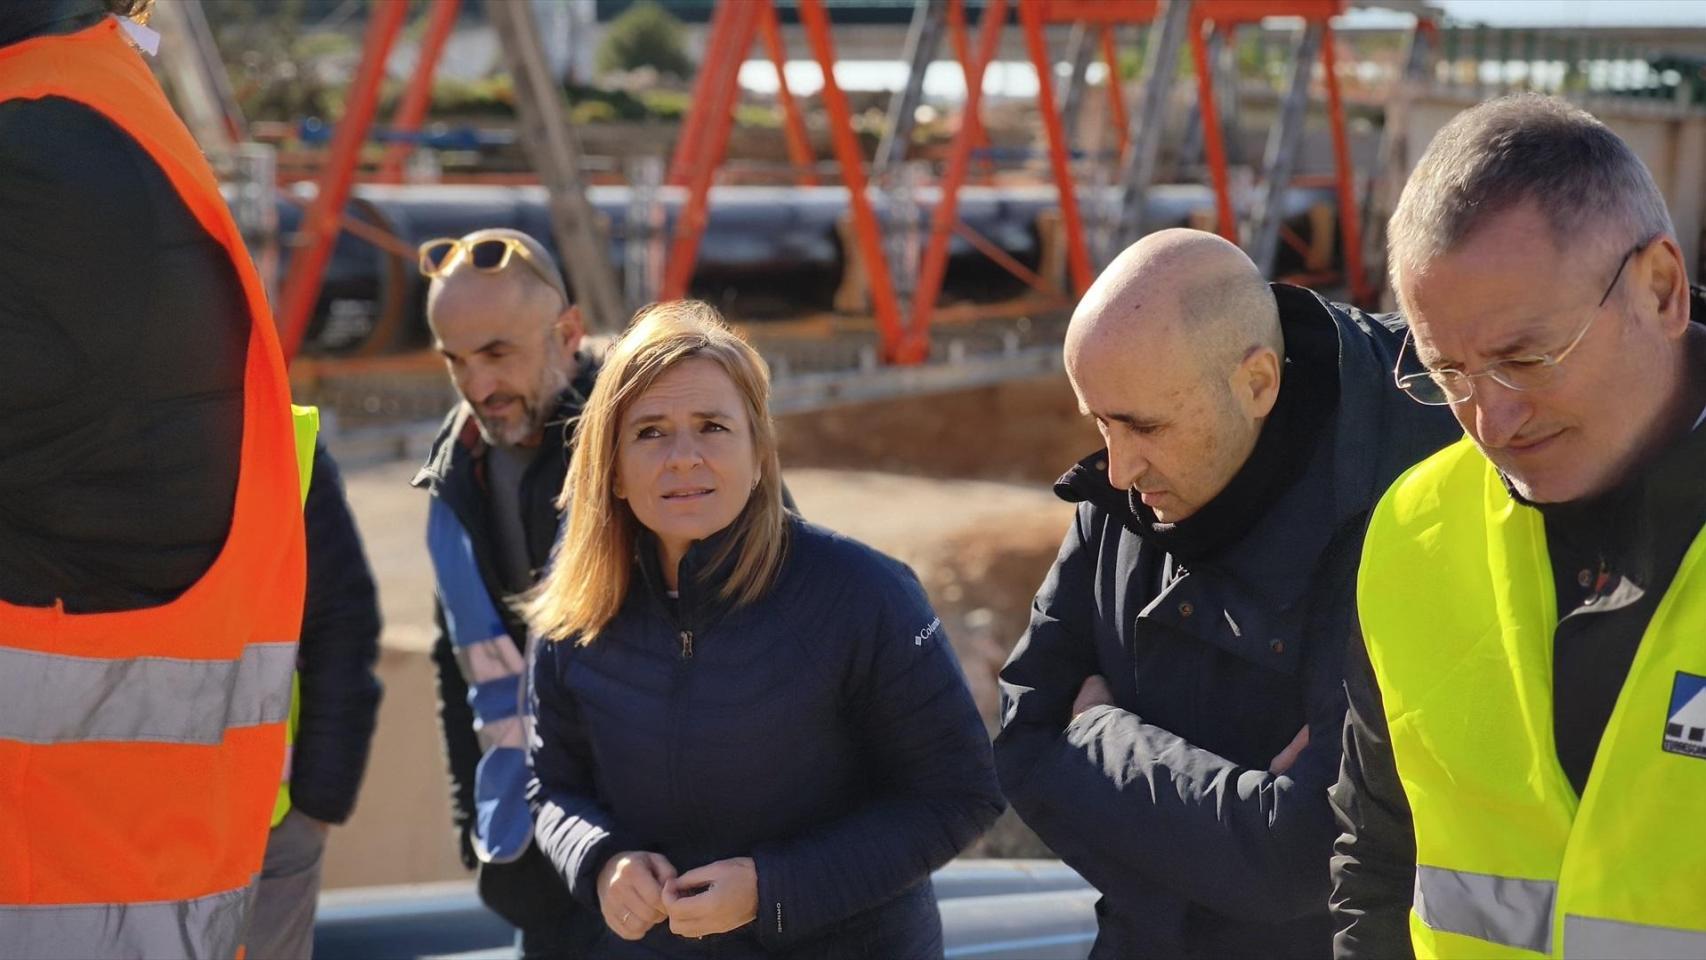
[1388,94,1674,287]
[1179,270,1283,375]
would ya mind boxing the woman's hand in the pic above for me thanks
[1072,674,1114,719]
[661,857,759,938]
[1267,724,1310,775]
[597,851,678,941]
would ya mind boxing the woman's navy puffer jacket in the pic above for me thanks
[527,515,1004,959]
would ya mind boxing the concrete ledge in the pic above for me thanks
[314,861,1093,960]
[771,345,1065,415]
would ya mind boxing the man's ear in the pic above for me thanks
[1234,345,1282,421]
[555,304,585,355]
[1643,237,1690,339]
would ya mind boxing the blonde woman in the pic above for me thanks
[526,302,1002,958]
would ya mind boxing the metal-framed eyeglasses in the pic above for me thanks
[1393,238,1652,406]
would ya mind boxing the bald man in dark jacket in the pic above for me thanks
[996,230,1459,959]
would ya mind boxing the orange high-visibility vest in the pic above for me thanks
[0,17,308,959]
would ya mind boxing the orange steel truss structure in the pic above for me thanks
[275,0,1376,367]
[275,0,412,360]
[999,0,1367,306]
[661,0,821,304]
[666,0,1370,364]
[941,0,1364,361]
[659,0,922,361]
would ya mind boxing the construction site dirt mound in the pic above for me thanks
[778,373,1099,486]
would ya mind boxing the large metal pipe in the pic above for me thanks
[272,182,1339,357]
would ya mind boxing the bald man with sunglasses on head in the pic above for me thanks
[412,228,598,957]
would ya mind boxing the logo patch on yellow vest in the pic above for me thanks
[1664,672,1706,759]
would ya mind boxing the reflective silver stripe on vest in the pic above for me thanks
[474,714,526,752]
[1565,915,1706,959]
[0,880,250,959]
[456,636,526,685]
[0,642,297,745]
[1415,864,1556,954]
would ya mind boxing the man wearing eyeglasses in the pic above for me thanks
[1332,95,1706,960]
[411,228,598,957]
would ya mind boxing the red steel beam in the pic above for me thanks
[277,0,409,361]
[956,220,1060,297]
[377,0,461,185]
[1320,23,1372,305]
[1100,25,1130,161]
[1035,0,1158,23]
[668,0,735,186]
[280,189,418,260]
[662,0,761,299]
[1020,0,1093,295]
[1196,0,1344,24]
[912,0,1010,352]
[1188,18,1238,243]
[797,0,910,363]
[945,0,994,167]
[758,0,818,186]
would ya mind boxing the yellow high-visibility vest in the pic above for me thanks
[271,404,320,827]
[1358,438,1706,958]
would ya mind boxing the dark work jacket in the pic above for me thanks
[528,516,1005,959]
[995,285,1460,959]
[412,367,598,936]
[0,1,245,612]
[294,440,383,824]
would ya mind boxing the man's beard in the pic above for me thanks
[474,363,572,448]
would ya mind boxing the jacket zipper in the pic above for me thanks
[665,592,695,871]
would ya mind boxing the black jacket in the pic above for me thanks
[413,368,601,948]
[528,516,1005,958]
[294,441,383,824]
[994,285,1459,959]
[1,2,245,613]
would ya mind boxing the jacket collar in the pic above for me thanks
[1,0,107,48]
[1285,283,1405,537]
[1055,283,1397,609]
[412,358,598,493]
[631,516,763,632]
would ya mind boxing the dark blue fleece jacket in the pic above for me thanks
[528,516,1004,959]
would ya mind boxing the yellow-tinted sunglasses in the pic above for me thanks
[417,236,564,298]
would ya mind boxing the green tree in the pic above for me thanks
[596,1,693,79]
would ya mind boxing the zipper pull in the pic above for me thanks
[679,630,694,659]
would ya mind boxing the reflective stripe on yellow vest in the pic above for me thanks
[272,405,320,827]
[1358,437,1706,959]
